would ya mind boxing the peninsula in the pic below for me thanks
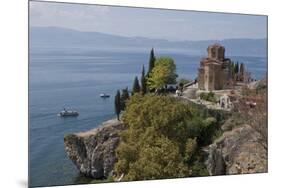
[64,44,267,182]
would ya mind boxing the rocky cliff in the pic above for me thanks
[64,119,125,179]
[64,102,267,179]
[204,123,267,175]
[204,77,268,176]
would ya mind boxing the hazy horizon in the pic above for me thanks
[29,1,267,41]
[30,26,267,42]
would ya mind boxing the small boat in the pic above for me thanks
[58,108,79,117]
[100,93,110,98]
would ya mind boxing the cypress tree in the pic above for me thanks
[233,62,239,81]
[141,65,147,95]
[132,76,141,95]
[231,61,235,74]
[114,90,121,120]
[120,87,130,110]
[147,48,156,76]
[239,63,245,81]
[122,87,130,100]
[230,61,234,79]
[235,62,239,74]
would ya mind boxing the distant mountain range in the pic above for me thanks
[30,26,267,57]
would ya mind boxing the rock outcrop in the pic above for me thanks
[204,124,267,175]
[64,119,125,179]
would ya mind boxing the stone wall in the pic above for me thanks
[198,67,205,90]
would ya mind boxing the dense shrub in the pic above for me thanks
[114,94,217,180]
[200,92,217,103]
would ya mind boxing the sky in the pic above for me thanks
[29,1,267,41]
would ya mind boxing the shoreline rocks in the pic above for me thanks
[64,119,125,179]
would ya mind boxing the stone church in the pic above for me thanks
[198,44,232,91]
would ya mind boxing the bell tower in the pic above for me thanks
[207,44,225,61]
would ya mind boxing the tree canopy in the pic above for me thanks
[114,94,215,180]
[132,76,141,95]
[147,57,178,89]
[120,88,130,111]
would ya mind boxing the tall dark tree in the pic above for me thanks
[141,65,147,95]
[147,48,156,76]
[231,61,235,73]
[239,63,245,81]
[234,62,239,74]
[120,87,130,110]
[230,61,235,79]
[132,76,141,95]
[114,90,121,120]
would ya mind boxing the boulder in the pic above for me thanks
[64,119,125,179]
[205,124,267,175]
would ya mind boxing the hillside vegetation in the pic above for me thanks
[114,94,221,180]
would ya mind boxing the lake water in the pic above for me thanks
[29,46,267,187]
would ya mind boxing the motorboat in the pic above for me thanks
[100,93,110,98]
[58,108,79,117]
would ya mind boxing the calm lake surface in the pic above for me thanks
[29,46,267,187]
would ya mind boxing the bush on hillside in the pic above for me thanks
[200,92,217,103]
[114,94,218,180]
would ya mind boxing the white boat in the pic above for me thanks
[58,108,79,117]
[100,93,110,98]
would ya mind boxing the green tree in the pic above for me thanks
[230,61,235,75]
[239,63,245,81]
[147,48,156,76]
[120,87,130,111]
[147,57,177,89]
[234,62,239,74]
[132,76,141,95]
[147,65,170,90]
[199,92,216,103]
[140,65,147,95]
[114,90,121,120]
[114,95,214,180]
[124,135,189,181]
